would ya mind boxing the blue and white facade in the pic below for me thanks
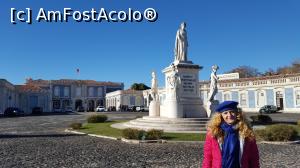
[142,73,300,113]
[200,73,300,113]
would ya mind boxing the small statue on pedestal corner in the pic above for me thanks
[167,64,181,100]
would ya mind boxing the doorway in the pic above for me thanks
[276,91,284,110]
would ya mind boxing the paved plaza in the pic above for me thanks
[0,112,299,168]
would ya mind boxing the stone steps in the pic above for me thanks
[123,123,207,131]
[135,118,208,124]
[129,120,207,127]
[119,117,210,132]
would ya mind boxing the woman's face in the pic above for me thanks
[221,110,237,125]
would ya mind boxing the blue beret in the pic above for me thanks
[215,101,238,113]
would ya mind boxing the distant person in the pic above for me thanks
[202,101,259,168]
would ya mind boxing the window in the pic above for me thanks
[54,86,59,97]
[98,87,103,97]
[64,87,69,97]
[296,90,300,106]
[76,87,81,97]
[88,87,94,97]
[224,93,230,101]
[240,93,247,106]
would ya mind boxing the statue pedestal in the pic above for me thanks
[149,100,160,117]
[164,99,183,118]
[161,61,207,118]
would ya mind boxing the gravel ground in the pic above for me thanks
[0,112,299,168]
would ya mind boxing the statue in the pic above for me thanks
[150,71,158,101]
[174,22,188,62]
[167,64,181,100]
[208,65,219,101]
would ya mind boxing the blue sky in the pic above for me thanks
[1,0,300,89]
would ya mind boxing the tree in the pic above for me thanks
[130,83,150,90]
[262,68,277,76]
[226,65,261,78]
[276,59,300,75]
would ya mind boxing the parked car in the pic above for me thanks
[76,106,85,112]
[141,107,149,112]
[32,107,43,115]
[259,105,278,114]
[136,106,149,112]
[53,108,62,112]
[96,106,105,112]
[64,106,73,113]
[4,107,25,117]
[128,106,137,112]
[107,106,116,111]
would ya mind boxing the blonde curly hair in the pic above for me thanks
[207,110,255,142]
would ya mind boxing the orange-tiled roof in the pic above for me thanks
[16,84,48,93]
[27,79,123,87]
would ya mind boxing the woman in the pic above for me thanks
[202,101,259,168]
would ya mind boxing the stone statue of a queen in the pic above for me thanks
[174,22,188,62]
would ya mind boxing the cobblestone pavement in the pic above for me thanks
[0,112,299,168]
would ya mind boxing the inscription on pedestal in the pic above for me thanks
[181,74,196,94]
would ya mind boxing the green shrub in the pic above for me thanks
[122,128,164,140]
[255,124,297,141]
[250,114,272,124]
[69,122,82,129]
[297,120,300,126]
[146,129,163,140]
[122,128,146,140]
[87,115,108,123]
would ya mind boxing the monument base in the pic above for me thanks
[111,116,209,133]
[149,100,160,117]
[162,99,183,118]
[161,61,206,118]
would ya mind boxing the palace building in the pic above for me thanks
[0,78,123,114]
[141,73,300,113]
[200,73,300,113]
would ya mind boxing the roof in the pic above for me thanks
[16,84,48,93]
[27,79,123,87]
[199,73,300,84]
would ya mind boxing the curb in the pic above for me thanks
[65,129,299,145]
[65,129,119,140]
[260,140,300,145]
[120,138,167,144]
[64,129,204,144]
